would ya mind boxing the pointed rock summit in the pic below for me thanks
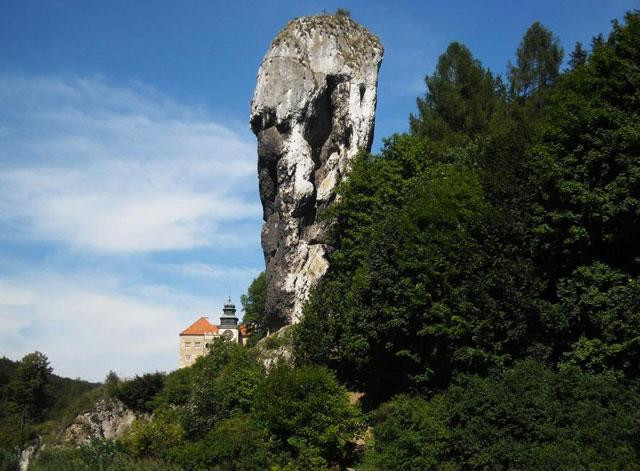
[250,14,383,326]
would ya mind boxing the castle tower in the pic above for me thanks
[218,297,240,343]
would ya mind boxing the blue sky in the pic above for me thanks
[0,0,636,381]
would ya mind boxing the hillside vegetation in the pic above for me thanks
[0,354,100,469]
[2,10,640,471]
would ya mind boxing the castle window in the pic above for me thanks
[185,355,191,362]
[195,342,201,349]
[184,342,191,350]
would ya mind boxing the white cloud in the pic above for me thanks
[160,262,263,280]
[0,272,222,381]
[0,74,260,252]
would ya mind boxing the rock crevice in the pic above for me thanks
[251,14,383,326]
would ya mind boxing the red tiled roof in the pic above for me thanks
[180,317,219,335]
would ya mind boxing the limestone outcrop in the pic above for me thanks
[17,399,137,469]
[250,14,383,326]
[62,399,138,445]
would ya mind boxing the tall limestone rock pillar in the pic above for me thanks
[250,14,383,327]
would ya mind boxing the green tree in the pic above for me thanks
[252,364,363,469]
[115,372,165,413]
[509,21,563,96]
[296,144,543,398]
[0,446,19,471]
[359,395,449,470]
[149,366,194,409]
[568,41,588,69]
[120,409,184,460]
[7,351,52,429]
[183,339,265,439]
[104,370,120,398]
[297,11,640,403]
[362,361,640,470]
[529,11,640,283]
[169,414,278,471]
[241,272,267,345]
[553,263,640,377]
[410,42,503,144]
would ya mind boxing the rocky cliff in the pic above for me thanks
[62,399,138,445]
[250,14,383,326]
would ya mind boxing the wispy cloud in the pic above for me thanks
[0,74,260,252]
[158,262,263,280]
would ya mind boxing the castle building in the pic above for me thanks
[178,298,251,368]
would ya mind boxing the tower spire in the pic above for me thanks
[220,297,238,326]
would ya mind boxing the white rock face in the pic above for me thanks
[250,14,383,326]
[19,440,40,471]
[62,399,138,445]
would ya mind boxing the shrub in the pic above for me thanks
[182,339,265,439]
[149,367,194,409]
[119,409,184,460]
[253,364,363,468]
[0,447,18,471]
[28,440,179,471]
[170,414,277,470]
[361,361,640,469]
[360,395,449,470]
[115,372,165,413]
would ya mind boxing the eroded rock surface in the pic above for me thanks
[62,399,137,445]
[251,14,383,325]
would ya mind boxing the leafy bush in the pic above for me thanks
[115,372,165,413]
[241,272,268,344]
[29,440,179,471]
[359,395,449,470]
[362,361,640,470]
[119,409,184,460]
[148,366,194,409]
[169,414,277,470]
[253,364,363,468]
[182,339,265,439]
[0,447,18,471]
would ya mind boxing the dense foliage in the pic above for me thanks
[0,353,98,466]
[29,440,178,471]
[252,364,362,468]
[361,361,640,470]
[6,352,52,429]
[22,340,361,470]
[296,11,640,398]
[115,372,165,413]
[241,271,267,346]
